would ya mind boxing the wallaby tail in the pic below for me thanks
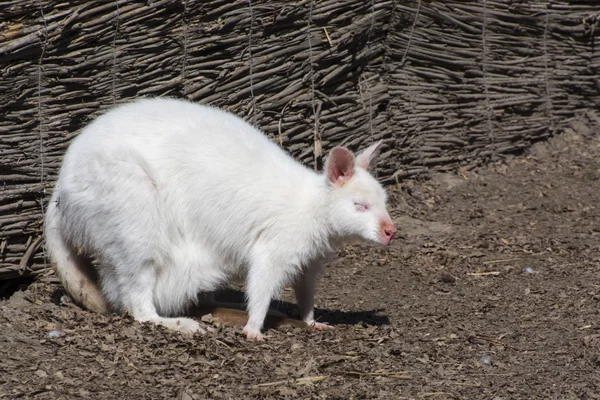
[44,194,109,314]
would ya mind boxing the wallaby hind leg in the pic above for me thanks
[116,260,207,335]
[44,199,108,314]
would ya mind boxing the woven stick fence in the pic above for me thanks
[386,1,600,178]
[0,0,598,279]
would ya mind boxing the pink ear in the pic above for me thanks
[326,147,355,185]
[355,140,383,170]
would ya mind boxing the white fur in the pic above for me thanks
[44,97,394,340]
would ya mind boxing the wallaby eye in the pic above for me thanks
[354,202,369,212]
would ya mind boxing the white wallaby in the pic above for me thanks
[44,97,396,341]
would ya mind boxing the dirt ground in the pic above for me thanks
[2,117,600,399]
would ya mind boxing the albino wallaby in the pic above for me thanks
[44,97,396,341]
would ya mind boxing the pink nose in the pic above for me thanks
[381,221,397,244]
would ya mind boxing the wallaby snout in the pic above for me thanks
[380,219,397,245]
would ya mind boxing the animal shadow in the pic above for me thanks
[211,288,391,328]
[49,286,391,329]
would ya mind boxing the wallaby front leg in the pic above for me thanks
[243,255,286,341]
[294,262,332,330]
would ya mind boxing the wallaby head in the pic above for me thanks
[324,140,397,246]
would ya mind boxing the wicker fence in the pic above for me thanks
[0,0,598,279]
[386,1,600,177]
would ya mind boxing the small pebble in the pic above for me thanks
[291,343,303,351]
[35,369,48,378]
[60,295,73,305]
[440,273,456,284]
[523,267,535,274]
[47,329,64,338]
[480,355,491,365]
[200,313,215,323]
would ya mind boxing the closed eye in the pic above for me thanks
[354,202,369,212]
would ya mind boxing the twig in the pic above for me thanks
[307,0,321,171]
[482,258,520,265]
[400,0,421,66]
[111,0,120,104]
[322,27,332,46]
[466,271,500,276]
[36,0,48,271]
[420,392,454,398]
[443,381,481,387]
[251,375,329,389]
[482,0,495,155]
[19,236,43,274]
[341,370,412,379]
[212,339,233,350]
[469,334,505,346]
[247,0,256,124]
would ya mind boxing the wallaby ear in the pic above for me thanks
[355,140,383,170]
[325,147,355,186]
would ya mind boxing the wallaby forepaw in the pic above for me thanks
[242,325,268,341]
[147,317,208,336]
[307,321,333,331]
[175,318,206,335]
